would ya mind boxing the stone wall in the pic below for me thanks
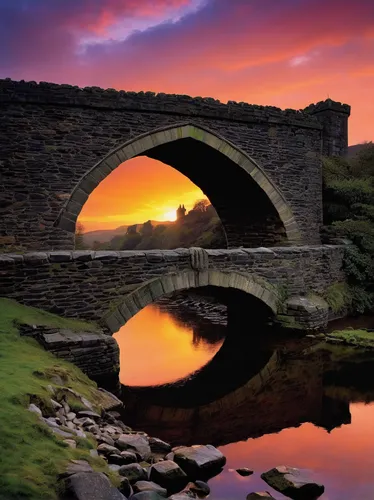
[0,246,345,325]
[19,324,120,391]
[0,79,348,250]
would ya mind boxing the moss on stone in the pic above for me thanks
[326,329,374,348]
[323,283,352,313]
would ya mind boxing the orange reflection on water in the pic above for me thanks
[210,403,374,499]
[113,304,224,386]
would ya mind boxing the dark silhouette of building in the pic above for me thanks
[177,204,186,220]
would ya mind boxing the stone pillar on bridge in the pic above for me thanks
[305,99,351,157]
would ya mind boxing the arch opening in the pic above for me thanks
[102,270,279,335]
[55,123,301,248]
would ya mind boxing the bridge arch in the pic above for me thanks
[55,123,301,248]
[102,269,280,334]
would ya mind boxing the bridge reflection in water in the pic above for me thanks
[115,299,374,500]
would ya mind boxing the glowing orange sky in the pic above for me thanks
[2,0,373,231]
[79,157,205,231]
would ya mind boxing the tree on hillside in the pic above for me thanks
[323,142,374,313]
[193,199,209,212]
[75,222,87,250]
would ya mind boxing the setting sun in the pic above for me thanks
[161,210,177,222]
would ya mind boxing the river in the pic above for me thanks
[113,299,374,500]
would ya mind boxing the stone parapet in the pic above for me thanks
[0,78,322,129]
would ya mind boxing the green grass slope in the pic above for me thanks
[0,298,114,500]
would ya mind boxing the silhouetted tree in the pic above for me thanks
[193,199,209,212]
[75,222,87,249]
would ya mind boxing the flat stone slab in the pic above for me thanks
[117,433,151,460]
[173,444,226,478]
[64,472,126,499]
[261,466,325,500]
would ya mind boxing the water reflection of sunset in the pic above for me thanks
[78,157,205,232]
[113,304,223,386]
[210,403,374,500]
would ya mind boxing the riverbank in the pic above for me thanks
[324,328,374,348]
[4,298,372,499]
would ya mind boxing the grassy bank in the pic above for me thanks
[0,298,115,500]
[326,328,374,348]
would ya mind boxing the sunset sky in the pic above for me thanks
[1,0,373,231]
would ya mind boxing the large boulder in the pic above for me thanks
[261,466,325,500]
[117,434,151,460]
[118,463,147,483]
[133,480,167,497]
[149,460,188,494]
[64,472,126,499]
[173,445,226,479]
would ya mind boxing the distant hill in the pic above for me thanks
[83,220,173,246]
[347,143,372,158]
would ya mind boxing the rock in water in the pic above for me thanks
[117,433,151,460]
[237,468,254,477]
[149,460,188,494]
[261,466,325,500]
[64,472,126,499]
[247,493,275,500]
[173,444,226,479]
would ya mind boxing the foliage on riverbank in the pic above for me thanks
[0,298,114,500]
[326,328,374,348]
[323,142,374,313]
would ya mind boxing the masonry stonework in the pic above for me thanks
[0,79,350,250]
[0,245,345,332]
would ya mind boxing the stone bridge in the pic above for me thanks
[0,79,350,250]
[1,245,345,331]
[0,78,351,337]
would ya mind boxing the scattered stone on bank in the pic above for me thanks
[149,437,172,454]
[261,466,325,500]
[117,433,151,460]
[97,443,121,456]
[173,444,226,478]
[28,403,42,416]
[78,410,101,419]
[184,480,210,497]
[133,480,168,497]
[118,476,133,497]
[62,460,94,477]
[246,493,275,499]
[64,472,126,500]
[168,492,198,500]
[149,460,189,493]
[63,439,77,449]
[118,463,147,483]
[236,468,254,476]
[120,450,138,463]
[132,492,169,500]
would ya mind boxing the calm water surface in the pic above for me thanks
[114,302,374,500]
